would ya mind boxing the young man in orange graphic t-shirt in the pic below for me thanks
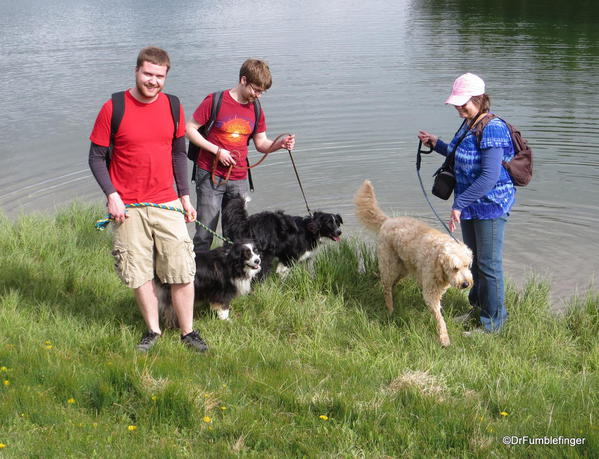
[186,59,296,253]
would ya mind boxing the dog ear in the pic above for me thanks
[436,248,456,280]
[335,214,343,225]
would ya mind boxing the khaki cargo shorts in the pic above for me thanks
[111,200,196,289]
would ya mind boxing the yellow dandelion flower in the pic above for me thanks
[319,415,329,421]
[151,395,158,401]
[67,398,76,404]
[500,411,509,417]
[3,380,10,386]
[45,345,53,350]
[45,340,52,345]
[204,394,209,398]
[0,443,6,448]
[127,425,137,431]
[203,416,212,423]
[220,406,227,411]
[0,366,7,372]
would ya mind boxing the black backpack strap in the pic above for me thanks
[246,98,262,145]
[108,91,126,167]
[190,91,224,182]
[110,91,126,141]
[206,91,224,134]
[165,93,181,139]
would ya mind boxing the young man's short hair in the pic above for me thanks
[239,59,272,90]
[136,46,171,72]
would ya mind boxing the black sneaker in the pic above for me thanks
[181,330,208,353]
[137,331,161,352]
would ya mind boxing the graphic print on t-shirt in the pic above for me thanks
[216,116,253,145]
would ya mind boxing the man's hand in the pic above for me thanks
[180,195,197,223]
[107,192,127,223]
[280,134,296,151]
[216,148,237,167]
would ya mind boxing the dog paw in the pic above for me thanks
[216,309,231,321]
[440,336,451,347]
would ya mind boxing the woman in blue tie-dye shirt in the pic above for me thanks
[418,73,515,333]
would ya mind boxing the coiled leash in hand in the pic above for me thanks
[210,133,293,187]
[416,140,458,242]
[94,202,233,244]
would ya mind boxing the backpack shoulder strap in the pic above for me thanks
[473,113,497,144]
[247,98,262,145]
[165,93,180,138]
[110,91,126,144]
[204,91,224,135]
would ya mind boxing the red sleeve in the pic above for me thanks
[89,99,113,147]
[256,107,266,134]
[192,94,214,126]
[176,102,186,138]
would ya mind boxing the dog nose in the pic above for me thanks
[461,281,470,289]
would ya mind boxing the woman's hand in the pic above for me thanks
[418,131,438,148]
[449,209,461,232]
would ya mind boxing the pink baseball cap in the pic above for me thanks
[445,73,485,105]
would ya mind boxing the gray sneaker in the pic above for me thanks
[181,330,208,353]
[454,309,479,325]
[463,327,487,337]
[137,331,161,352]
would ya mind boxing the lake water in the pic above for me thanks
[1,0,598,308]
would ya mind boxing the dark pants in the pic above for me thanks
[193,168,249,252]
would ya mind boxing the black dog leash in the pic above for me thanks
[416,140,459,242]
[287,148,312,216]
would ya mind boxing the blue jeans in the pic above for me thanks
[193,168,249,252]
[460,214,508,332]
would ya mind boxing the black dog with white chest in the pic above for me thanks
[160,240,261,324]
[222,195,343,278]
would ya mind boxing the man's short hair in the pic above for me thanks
[239,59,272,90]
[136,46,171,72]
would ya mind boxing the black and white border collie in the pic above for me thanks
[222,196,343,278]
[159,240,261,324]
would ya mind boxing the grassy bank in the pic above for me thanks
[0,204,597,457]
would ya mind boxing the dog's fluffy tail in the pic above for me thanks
[354,180,388,232]
[222,194,250,241]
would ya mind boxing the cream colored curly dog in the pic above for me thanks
[354,180,473,347]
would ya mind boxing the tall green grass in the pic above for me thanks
[0,204,597,457]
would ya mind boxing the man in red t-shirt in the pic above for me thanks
[186,59,296,253]
[89,47,207,353]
